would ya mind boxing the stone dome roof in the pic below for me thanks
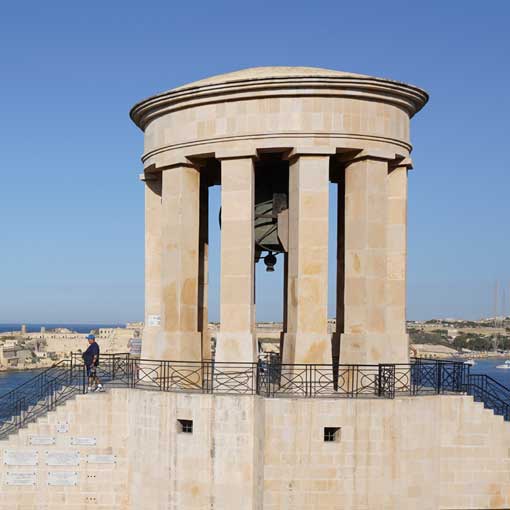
[171,66,370,91]
[130,66,429,130]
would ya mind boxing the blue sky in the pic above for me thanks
[1,0,509,323]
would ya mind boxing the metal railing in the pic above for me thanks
[464,372,510,421]
[1,355,509,439]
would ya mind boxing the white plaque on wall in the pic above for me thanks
[147,314,160,327]
[48,471,78,486]
[56,422,69,433]
[5,472,36,486]
[46,451,80,466]
[70,437,96,446]
[29,436,56,446]
[4,450,38,466]
[87,454,116,464]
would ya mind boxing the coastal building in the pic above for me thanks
[0,345,18,368]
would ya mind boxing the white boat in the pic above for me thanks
[496,360,510,369]
[464,359,476,366]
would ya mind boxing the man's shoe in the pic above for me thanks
[87,386,93,392]
[95,385,104,392]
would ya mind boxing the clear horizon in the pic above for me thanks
[1,1,509,323]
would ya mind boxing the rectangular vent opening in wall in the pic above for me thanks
[178,419,193,434]
[324,427,341,442]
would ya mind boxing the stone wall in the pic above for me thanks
[1,390,509,509]
[41,329,132,356]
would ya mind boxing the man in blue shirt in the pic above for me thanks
[82,334,103,392]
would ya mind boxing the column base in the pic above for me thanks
[281,333,333,364]
[339,333,410,365]
[215,331,256,363]
[157,331,202,362]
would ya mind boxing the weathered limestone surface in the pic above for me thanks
[283,155,330,364]
[198,179,210,361]
[216,157,256,363]
[142,175,162,360]
[385,161,411,362]
[159,165,201,361]
[340,156,394,364]
[1,390,510,510]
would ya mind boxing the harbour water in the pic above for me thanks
[0,369,45,395]
[467,357,510,386]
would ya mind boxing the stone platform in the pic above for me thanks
[1,389,509,509]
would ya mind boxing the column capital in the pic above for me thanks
[160,162,197,171]
[139,172,159,182]
[214,148,258,160]
[390,157,413,171]
[342,148,398,165]
[287,146,336,160]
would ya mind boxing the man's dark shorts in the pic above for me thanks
[86,365,97,377]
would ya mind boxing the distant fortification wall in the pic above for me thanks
[0,390,509,509]
[41,329,133,356]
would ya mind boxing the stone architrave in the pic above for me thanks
[215,156,256,363]
[159,164,201,361]
[282,153,330,365]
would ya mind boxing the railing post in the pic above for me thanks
[255,361,260,396]
[204,361,210,394]
[378,364,396,399]
[130,358,136,389]
[436,360,442,395]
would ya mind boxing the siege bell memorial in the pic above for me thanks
[130,66,428,365]
[3,67,510,510]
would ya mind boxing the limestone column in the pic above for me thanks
[216,156,256,363]
[159,164,202,361]
[142,173,162,360]
[340,153,391,364]
[198,179,211,360]
[332,177,345,362]
[282,154,330,365]
[386,158,412,362]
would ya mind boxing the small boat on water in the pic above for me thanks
[496,360,510,369]
[464,359,476,366]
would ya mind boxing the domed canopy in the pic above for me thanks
[170,66,370,92]
[130,66,428,131]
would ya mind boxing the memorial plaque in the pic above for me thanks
[46,451,80,466]
[56,422,69,433]
[70,437,96,446]
[87,454,116,464]
[5,472,36,486]
[29,436,56,446]
[4,450,38,466]
[147,314,160,327]
[48,471,78,486]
